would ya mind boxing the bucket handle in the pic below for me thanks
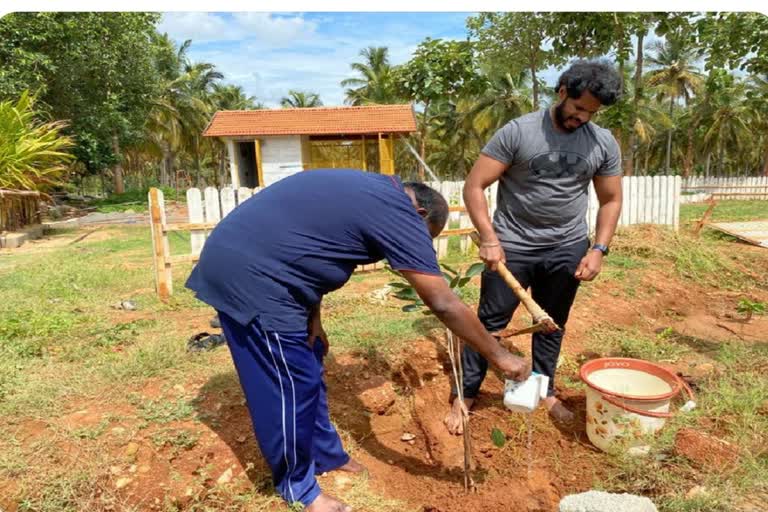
[600,376,696,419]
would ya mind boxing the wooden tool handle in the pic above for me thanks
[469,232,551,324]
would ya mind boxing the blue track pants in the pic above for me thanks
[218,311,349,507]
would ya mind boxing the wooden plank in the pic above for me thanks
[630,175,640,225]
[682,185,768,190]
[707,220,768,248]
[204,187,221,225]
[673,176,681,231]
[440,227,476,237]
[665,175,675,226]
[488,182,499,217]
[448,205,466,213]
[619,177,629,227]
[186,188,205,255]
[587,181,598,234]
[237,187,253,204]
[169,253,200,264]
[165,222,218,232]
[643,176,654,223]
[651,176,661,224]
[220,186,237,218]
[148,188,172,300]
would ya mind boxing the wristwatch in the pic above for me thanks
[591,243,609,256]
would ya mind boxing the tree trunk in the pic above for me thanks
[763,143,768,177]
[705,152,711,177]
[665,96,674,173]
[530,58,539,111]
[625,32,645,177]
[683,121,695,178]
[112,133,125,195]
[160,142,171,187]
[717,140,725,176]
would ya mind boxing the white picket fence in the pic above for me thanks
[681,176,768,203]
[183,176,683,260]
[431,175,682,234]
[149,176,689,299]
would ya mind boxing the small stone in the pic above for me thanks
[128,464,137,473]
[123,442,140,460]
[115,477,132,489]
[111,427,126,435]
[138,465,150,474]
[387,459,394,464]
[109,465,122,475]
[217,467,233,485]
[334,475,352,488]
[400,432,416,442]
[686,486,708,499]
[185,487,194,496]
[236,435,247,443]
[173,384,185,393]
[408,440,415,445]
[120,300,137,311]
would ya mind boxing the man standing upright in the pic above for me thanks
[445,60,624,433]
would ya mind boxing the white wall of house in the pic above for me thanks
[260,135,304,186]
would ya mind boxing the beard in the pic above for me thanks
[554,102,585,133]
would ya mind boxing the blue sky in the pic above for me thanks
[157,12,565,108]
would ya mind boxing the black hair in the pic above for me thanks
[555,59,623,106]
[403,181,449,236]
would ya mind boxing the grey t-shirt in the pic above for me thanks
[481,109,621,250]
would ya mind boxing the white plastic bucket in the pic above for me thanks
[580,358,695,455]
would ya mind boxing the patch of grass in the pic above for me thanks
[588,326,690,363]
[133,396,196,424]
[680,200,768,226]
[70,419,110,441]
[150,427,199,450]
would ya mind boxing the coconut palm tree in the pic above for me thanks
[645,38,704,173]
[699,72,753,176]
[0,91,74,190]
[280,90,323,108]
[341,46,397,105]
[747,74,768,176]
[461,70,533,144]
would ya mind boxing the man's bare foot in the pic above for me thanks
[337,458,367,474]
[543,396,575,425]
[306,493,352,512]
[443,396,475,435]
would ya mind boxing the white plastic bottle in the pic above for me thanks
[503,372,549,413]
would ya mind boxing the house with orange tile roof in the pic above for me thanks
[202,104,417,188]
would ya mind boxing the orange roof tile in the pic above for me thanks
[203,104,417,137]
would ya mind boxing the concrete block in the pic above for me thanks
[0,232,28,249]
[560,491,658,512]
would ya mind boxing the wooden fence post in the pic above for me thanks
[149,188,172,301]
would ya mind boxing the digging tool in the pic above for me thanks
[469,232,560,335]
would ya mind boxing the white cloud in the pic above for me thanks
[157,12,232,42]
[158,12,317,45]
[232,13,317,45]
[160,12,470,106]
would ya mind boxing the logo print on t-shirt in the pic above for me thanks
[528,151,590,179]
